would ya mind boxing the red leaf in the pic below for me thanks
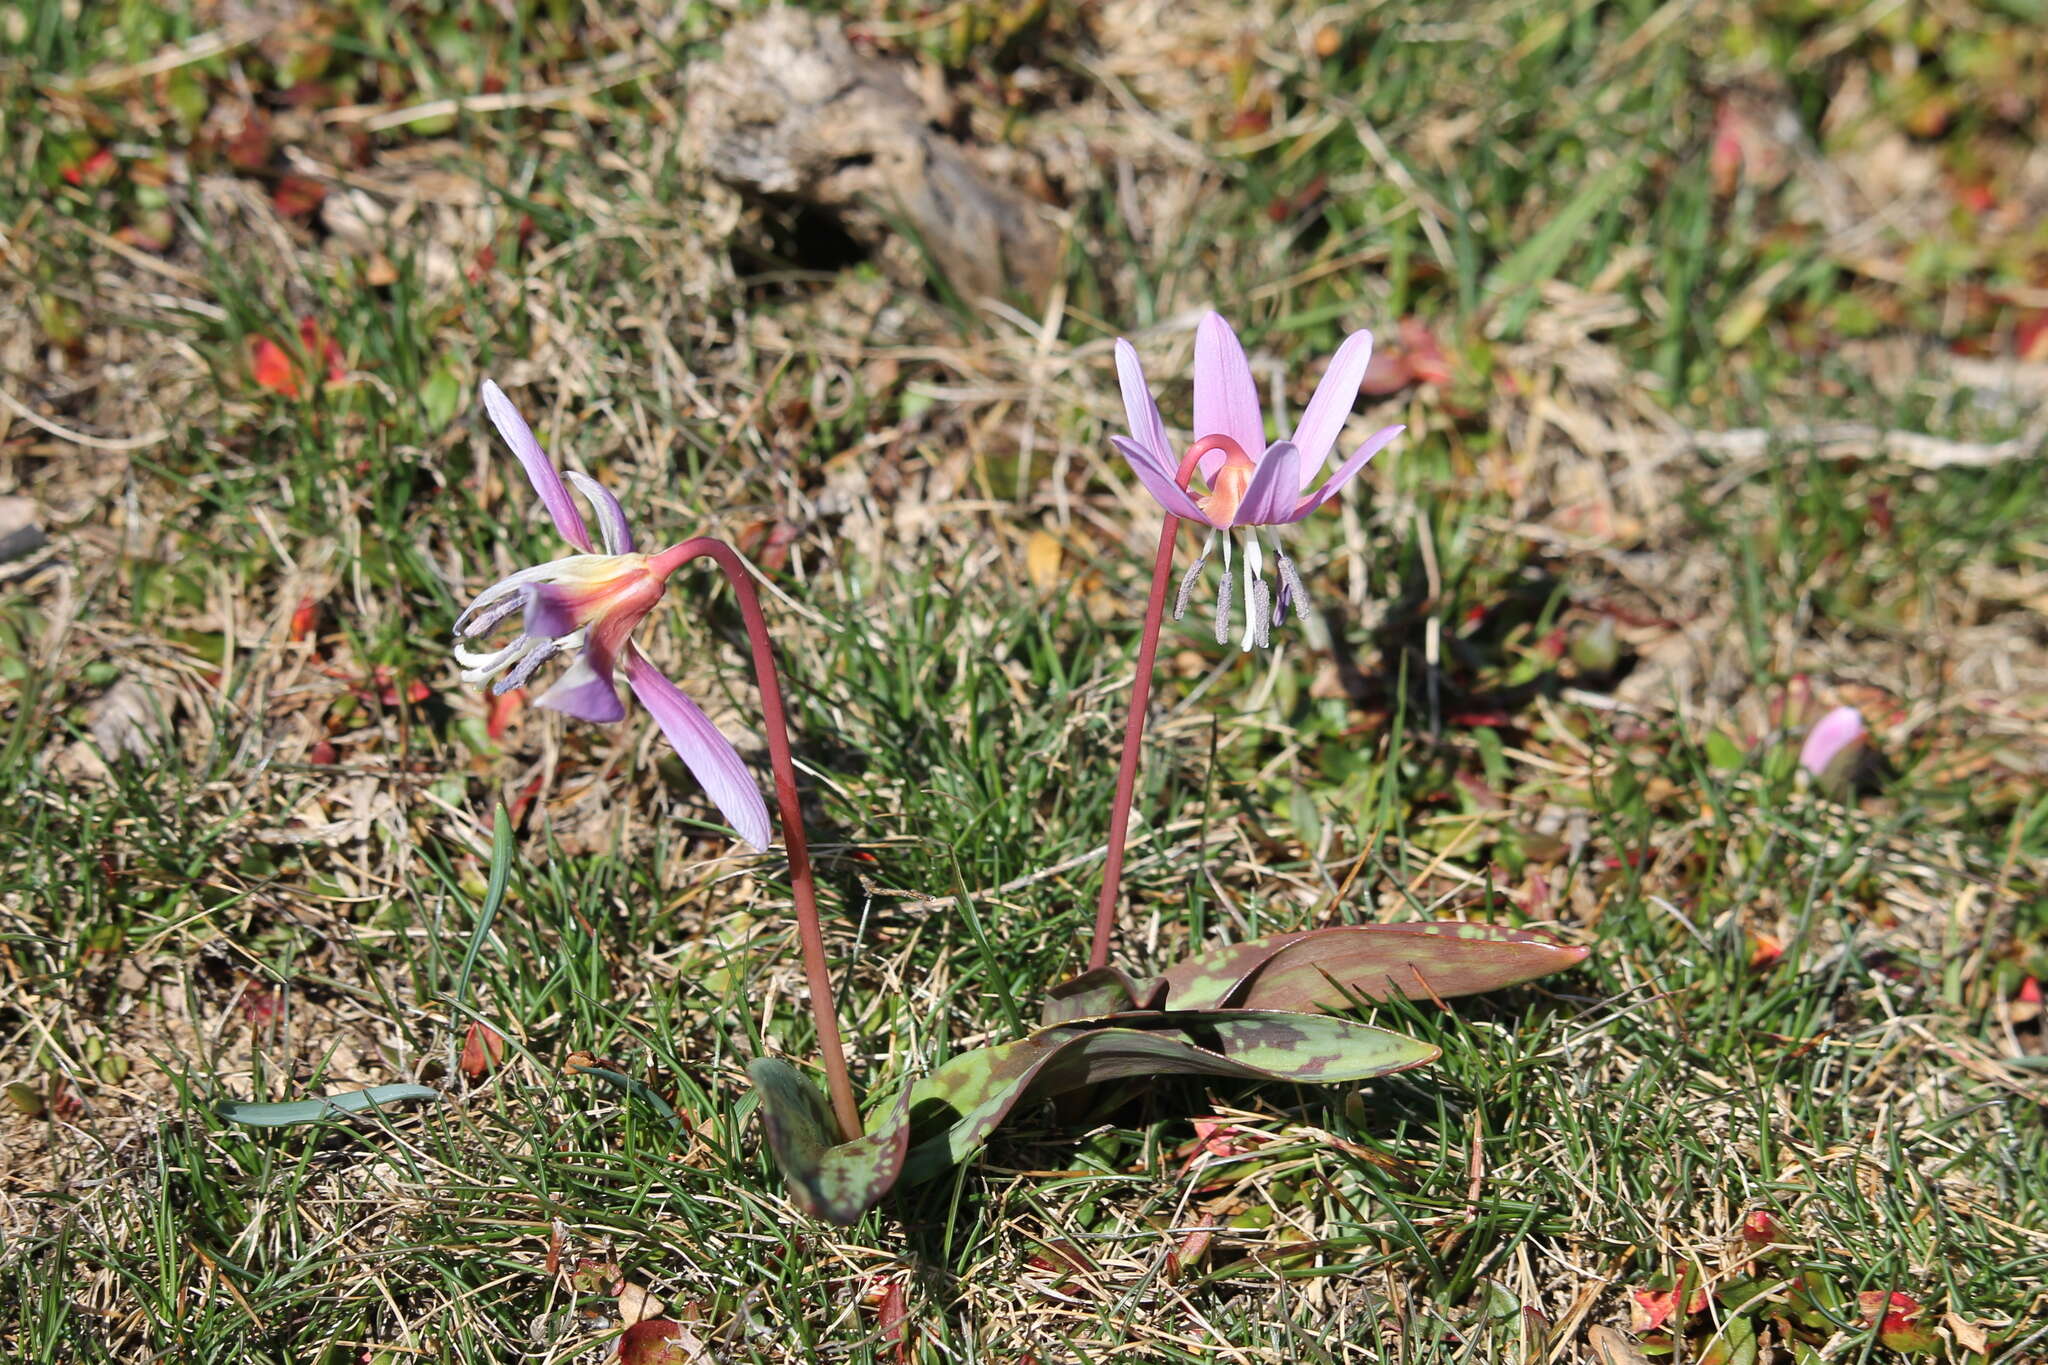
[1398,317,1453,385]
[2015,312,2048,364]
[1710,99,1744,196]
[1165,1228,1213,1281]
[63,147,118,188]
[289,596,320,644]
[460,1021,506,1079]
[1740,1209,1784,1247]
[1859,1291,1938,1352]
[1629,1284,1706,1332]
[308,740,338,765]
[1747,932,1783,970]
[616,1319,703,1364]
[487,689,524,739]
[225,111,272,171]
[297,315,347,382]
[273,174,328,220]
[250,337,302,397]
[871,1280,909,1363]
[1359,349,1413,396]
[241,979,283,1025]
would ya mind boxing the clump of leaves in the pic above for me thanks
[754,921,1583,1223]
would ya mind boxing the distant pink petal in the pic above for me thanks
[1114,339,1173,470]
[1114,436,1209,524]
[1289,424,1404,521]
[1232,441,1302,526]
[536,648,625,722]
[623,645,772,850]
[1192,313,1264,482]
[1799,706,1866,777]
[482,379,592,552]
[1289,330,1374,477]
[563,470,635,554]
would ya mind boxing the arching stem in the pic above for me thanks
[1087,440,1230,971]
[667,537,861,1140]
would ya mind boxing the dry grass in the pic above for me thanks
[3,1,2046,1361]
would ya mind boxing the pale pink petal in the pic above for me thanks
[1114,339,1173,470]
[536,649,625,722]
[623,645,772,850]
[1798,706,1866,778]
[1113,436,1210,524]
[482,380,592,552]
[1290,330,1374,479]
[562,470,635,554]
[1232,441,1302,526]
[1192,313,1264,481]
[1288,424,1404,521]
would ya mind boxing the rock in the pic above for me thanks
[0,495,45,565]
[682,7,1060,305]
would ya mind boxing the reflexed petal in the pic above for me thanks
[536,648,626,723]
[1192,313,1264,481]
[1231,441,1301,526]
[1289,424,1404,521]
[1291,330,1374,478]
[623,645,772,850]
[563,469,635,555]
[1113,436,1209,524]
[1114,339,1172,470]
[482,379,592,552]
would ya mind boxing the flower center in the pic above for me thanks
[1191,437,1256,525]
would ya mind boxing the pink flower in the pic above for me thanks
[1797,705,1866,782]
[452,381,771,848]
[1113,312,1404,649]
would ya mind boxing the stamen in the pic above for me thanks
[1173,532,1215,621]
[1253,580,1272,649]
[1173,562,1204,621]
[457,591,524,638]
[494,638,559,693]
[1269,548,1302,634]
[1276,550,1307,622]
[1213,569,1234,645]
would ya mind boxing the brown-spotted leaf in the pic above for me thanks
[1158,922,1587,1012]
[1038,965,1163,1024]
[898,1010,1438,1182]
[747,1058,913,1225]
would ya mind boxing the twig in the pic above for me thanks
[323,65,657,132]
[0,387,168,453]
[51,22,271,94]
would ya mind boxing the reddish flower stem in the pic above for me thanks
[1087,439,1231,971]
[671,537,862,1141]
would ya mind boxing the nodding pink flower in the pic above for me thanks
[1798,705,1867,782]
[1113,311,1405,650]
[452,381,771,849]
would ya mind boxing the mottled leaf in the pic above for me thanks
[219,1083,440,1127]
[748,1058,914,1225]
[899,1010,1438,1182]
[1039,965,1161,1024]
[1157,922,1587,1012]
